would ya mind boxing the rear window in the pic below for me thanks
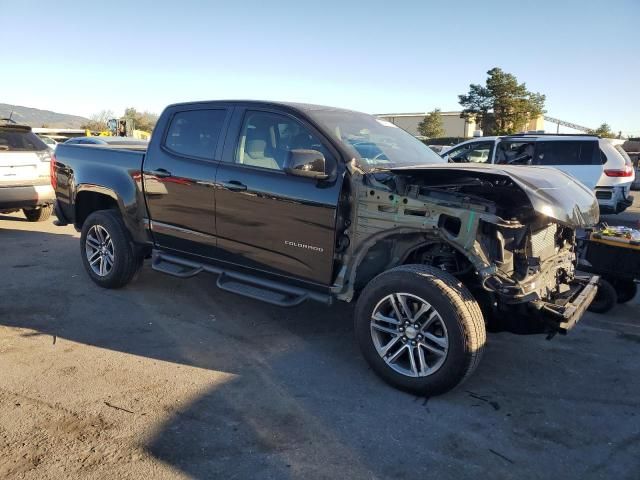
[0,129,48,152]
[534,140,600,166]
[164,109,227,160]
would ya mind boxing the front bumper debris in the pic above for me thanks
[536,275,599,334]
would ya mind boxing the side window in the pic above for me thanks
[495,141,534,164]
[236,111,333,171]
[534,141,598,166]
[448,142,493,163]
[164,109,227,160]
[466,142,493,163]
[446,144,471,162]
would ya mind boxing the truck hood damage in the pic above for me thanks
[388,164,599,228]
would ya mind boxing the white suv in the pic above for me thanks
[597,140,635,213]
[0,121,55,221]
[441,134,635,214]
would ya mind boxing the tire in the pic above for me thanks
[354,264,486,396]
[23,205,53,222]
[613,280,637,304]
[588,278,617,313]
[80,210,142,289]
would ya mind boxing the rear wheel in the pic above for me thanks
[80,210,142,289]
[354,264,486,396]
[588,278,617,313]
[23,205,53,222]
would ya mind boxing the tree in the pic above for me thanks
[81,110,114,132]
[588,123,616,138]
[459,68,546,135]
[123,107,158,133]
[417,109,445,138]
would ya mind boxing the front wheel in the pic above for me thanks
[80,210,142,289]
[588,278,617,313]
[354,265,486,396]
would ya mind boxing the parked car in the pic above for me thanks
[64,136,148,149]
[0,121,55,221]
[52,101,599,396]
[441,134,635,214]
[596,140,635,213]
[38,135,58,152]
[622,139,640,190]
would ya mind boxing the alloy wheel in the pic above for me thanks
[370,293,449,377]
[85,225,115,277]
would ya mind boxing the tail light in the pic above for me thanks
[50,153,57,189]
[604,165,634,177]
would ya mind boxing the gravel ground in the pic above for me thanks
[0,204,639,480]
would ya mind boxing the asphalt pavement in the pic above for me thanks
[0,205,639,479]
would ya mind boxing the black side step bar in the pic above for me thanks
[151,250,331,307]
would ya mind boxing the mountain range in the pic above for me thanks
[0,103,89,128]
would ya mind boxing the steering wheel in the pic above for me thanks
[506,154,532,165]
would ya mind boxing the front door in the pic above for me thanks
[214,108,343,286]
[143,107,230,257]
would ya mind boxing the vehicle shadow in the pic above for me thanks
[1,225,638,479]
[0,213,28,222]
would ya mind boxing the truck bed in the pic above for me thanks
[53,143,147,241]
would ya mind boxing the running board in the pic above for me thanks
[151,250,331,307]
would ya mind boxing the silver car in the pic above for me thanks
[0,121,55,221]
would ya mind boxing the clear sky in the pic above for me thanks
[1,0,638,135]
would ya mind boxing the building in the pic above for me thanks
[376,111,544,139]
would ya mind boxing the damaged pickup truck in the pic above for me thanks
[52,101,600,395]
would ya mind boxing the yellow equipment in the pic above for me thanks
[106,118,151,140]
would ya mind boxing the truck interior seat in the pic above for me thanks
[241,119,279,169]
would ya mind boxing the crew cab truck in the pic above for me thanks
[53,101,599,395]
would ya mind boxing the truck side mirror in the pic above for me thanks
[284,149,328,180]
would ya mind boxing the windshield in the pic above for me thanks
[307,109,446,170]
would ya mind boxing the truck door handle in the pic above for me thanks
[151,168,172,178]
[222,180,247,192]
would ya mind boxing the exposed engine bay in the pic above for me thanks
[333,163,600,334]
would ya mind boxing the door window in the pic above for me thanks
[534,141,599,166]
[164,109,227,160]
[495,141,534,164]
[447,142,493,163]
[236,111,333,170]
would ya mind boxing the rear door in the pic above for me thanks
[213,107,343,286]
[532,139,603,189]
[142,106,231,258]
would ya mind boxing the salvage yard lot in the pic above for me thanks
[1,203,639,479]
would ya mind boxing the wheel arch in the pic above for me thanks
[74,184,148,244]
[337,228,433,301]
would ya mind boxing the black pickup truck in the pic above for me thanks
[53,101,599,395]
